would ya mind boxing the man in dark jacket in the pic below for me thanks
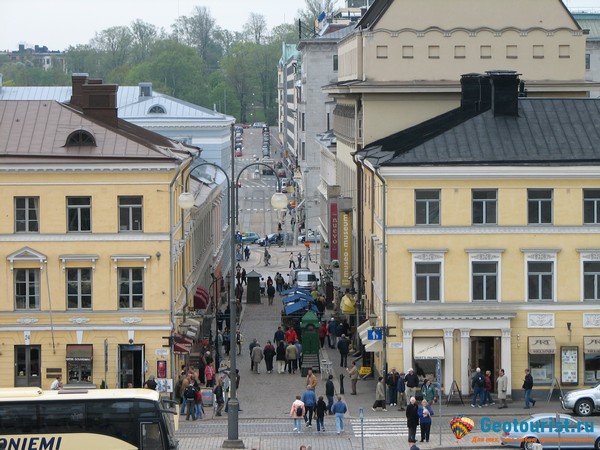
[386,368,399,406]
[523,368,536,409]
[397,373,406,410]
[325,374,335,414]
[471,367,485,408]
[337,334,350,367]
[406,396,419,444]
[404,368,419,406]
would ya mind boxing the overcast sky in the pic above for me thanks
[2,0,600,52]
[0,0,309,51]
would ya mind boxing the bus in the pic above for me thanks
[0,387,178,450]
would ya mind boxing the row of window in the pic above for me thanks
[14,196,143,233]
[415,258,600,302]
[376,44,571,59]
[416,188,600,226]
[14,267,143,310]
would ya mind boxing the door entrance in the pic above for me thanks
[469,336,500,390]
[14,345,41,387]
[119,344,144,388]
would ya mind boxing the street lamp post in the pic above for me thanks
[179,125,286,448]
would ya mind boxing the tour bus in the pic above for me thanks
[0,387,178,450]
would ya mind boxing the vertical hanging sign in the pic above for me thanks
[340,211,352,288]
[330,202,338,261]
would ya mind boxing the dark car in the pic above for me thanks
[256,233,281,246]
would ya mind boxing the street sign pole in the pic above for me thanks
[437,359,442,446]
[359,407,364,450]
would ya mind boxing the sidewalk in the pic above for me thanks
[179,245,568,449]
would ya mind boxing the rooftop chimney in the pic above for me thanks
[486,70,521,117]
[69,73,119,128]
[460,73,491,113]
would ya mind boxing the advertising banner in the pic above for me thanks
[340,211,352,288]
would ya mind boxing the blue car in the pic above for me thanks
[241,232,260,244]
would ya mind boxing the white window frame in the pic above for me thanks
[467,249,503,302]
[522,249,559,302]
[578,249,600,302]
[415,189,440,226]
[410,249,447,303]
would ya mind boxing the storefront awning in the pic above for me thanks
[358,319,372,345]
[413,338,444,360]
[66,344,93,361]
[365,340,383,353]
[194,286,209,310]
[528,336,556,354]
[584,336,600,354]
[174,342,191,354]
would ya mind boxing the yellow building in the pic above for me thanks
[355,72,600,399]
[0,77,210,389]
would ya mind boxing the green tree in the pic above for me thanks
[65,44,104,76]
[91,26,133,70]
[221,42,257,123]
[172,6,216,62]
[130,20,159,64]
[243,13,268,44]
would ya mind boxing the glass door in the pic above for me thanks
[14,345,41,387]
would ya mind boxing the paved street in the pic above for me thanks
[175,129,600,448]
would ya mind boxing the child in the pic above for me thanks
[316,395,328,432]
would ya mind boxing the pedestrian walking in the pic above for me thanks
[286,341,299,374]
[318,321,327,348]
[241,268,247,285]
[297,252,302,269]
[289,252,296,269]
[327,318,337,348]
[523,368,536,409]
[471,367,485,408]
[496,368,508,409]
[251,342,264,374]
[267,284,276,305]
[418,399,434,442]
[213,379,225,416]
[331,395,347,435]
[337,334,349,367]
[248,338,258,371]
[347,361,359,395]
[421,379,436,405]
[325,374,335,413]
[264,248,271,266]
[290,395,305,433]
[406,396,419,444]
[404,368,419,406]
[316,395,327,432]
[306,368,318,390]
[301,386,317,427]
[263,340,276,374]
[244,245,250,261]
[183,382,198,421]
[276,341,287,374]
[274,326,285,347]
[236,330,243,356]
[372,376,387,411]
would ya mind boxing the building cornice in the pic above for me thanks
[377,165,600,179]
[0,233,170,242]
[388,302,600,314]
[387,225,600,236]
[0,163,180,173]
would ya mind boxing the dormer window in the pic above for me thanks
[148,105,166,114]
[65,130,96,147]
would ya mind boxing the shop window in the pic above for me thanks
[66,344,93,384]
[584,337,600,384]
[529,354,555,385]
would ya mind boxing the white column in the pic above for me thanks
[460,329,470,395]
[403,329,413,372]
[501,328,513,397]
[443,328,454,396]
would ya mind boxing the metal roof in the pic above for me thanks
[359,98,600,167]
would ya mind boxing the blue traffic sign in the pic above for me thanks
[367,329,383,341]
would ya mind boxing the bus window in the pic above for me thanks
[141,422,164,450]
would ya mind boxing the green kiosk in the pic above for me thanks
[300,310,321,376]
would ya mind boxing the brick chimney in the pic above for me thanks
[486,70,521,117]
[69,74,119,128]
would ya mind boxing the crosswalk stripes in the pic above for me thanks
[350,418,409,437]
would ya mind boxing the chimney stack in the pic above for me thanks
[460,73,491,113]
[486,70,521,117]
[69,74,119,128]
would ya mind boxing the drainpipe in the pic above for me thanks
[374,166,388,377]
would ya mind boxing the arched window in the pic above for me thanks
[65,130,96,147]
[148,105,166,114]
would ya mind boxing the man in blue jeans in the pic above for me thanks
[470,368,484,408]
[523,368,536,409]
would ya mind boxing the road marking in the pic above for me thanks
[350,418,409,437]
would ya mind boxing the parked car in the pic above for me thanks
[561,383,600,416]
[240,232,260,244]
[298,230,321,243]
[252,122,266,128]
[256,233,281,247]
[499,413,600,449]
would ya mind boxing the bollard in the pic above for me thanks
[339,373,345,394]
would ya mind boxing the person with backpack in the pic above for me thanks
[290,395,305,433]
[183,382,198,421]
[331,395,348,435]
[471,367,485,408]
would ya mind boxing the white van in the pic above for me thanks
[294,270,319,290]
